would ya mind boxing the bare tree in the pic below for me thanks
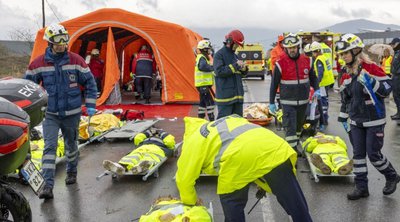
[8,27,35,55]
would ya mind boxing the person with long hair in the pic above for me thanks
[336,33,400,200]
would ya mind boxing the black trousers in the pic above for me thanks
[197,86,215,121]
[282,104,308,149]
[217,102,243,119]
[219,160,312,222]
[136,77,152,99]
[392,75,400,111]
[350,125,398,190]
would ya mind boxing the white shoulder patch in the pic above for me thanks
[383,82,391,90]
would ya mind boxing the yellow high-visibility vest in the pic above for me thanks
[194,54,214,87]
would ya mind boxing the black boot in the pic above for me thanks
[145,99,151,104]
[391,113,400,120]
[65,172,77,185]
[38,186,53,199]
[383,174,400,195]
[347,188,369,200]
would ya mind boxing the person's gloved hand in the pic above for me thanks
[87,107,96,117]
[313,89,321,99]
[256,188,266,199]
[357,70,374,86]
[269,104,277,114]
[341,122,349,132]
[130,72,135,79]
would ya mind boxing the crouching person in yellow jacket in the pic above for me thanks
[103,128,175,175]
[176,115,312,222]
[302,133,353,175]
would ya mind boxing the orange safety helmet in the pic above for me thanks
[278,35,284,43]
[225,29,245,47]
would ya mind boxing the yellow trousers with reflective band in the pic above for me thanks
[118,144,166,171]
[312,145,350,174]
[30,139,65,170]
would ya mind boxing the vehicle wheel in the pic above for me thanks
[261,75,265,80]
[0,184,32,222]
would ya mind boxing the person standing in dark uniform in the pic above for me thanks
[336,33,400,200]
[213,30,248,119]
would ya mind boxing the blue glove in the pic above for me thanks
[319,124,325,132]
[269,104,277,114]
[358,72,374,86]
[313,89,321,99]
[87,108,96,117]
[341,122,349,132]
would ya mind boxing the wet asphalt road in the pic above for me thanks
[9,75,400,222]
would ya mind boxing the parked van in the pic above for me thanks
[236,43,266,80]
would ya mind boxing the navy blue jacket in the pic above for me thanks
[338,62,391,127]
[25,47,97,117]
[213,46,247,105]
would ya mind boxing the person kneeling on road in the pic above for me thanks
[103,128,175,175]
[302,133,353,175]
[176,115,312,222]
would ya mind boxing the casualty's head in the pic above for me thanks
[224,29,244,51]
[197,39,212,55]
[91,48,100,57]
[335,33,364,66]
[282,33,301,59]
[390,37,400,51]
[43,23,69,54]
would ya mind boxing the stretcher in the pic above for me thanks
[96,142,182,182]
[304,152,355,183]
[103,119,158,142]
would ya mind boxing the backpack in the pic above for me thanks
[121,109,144,121]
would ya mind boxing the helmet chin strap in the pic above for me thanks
[346,48,362,66]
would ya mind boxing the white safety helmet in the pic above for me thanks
[303,43,311,53]
[43,23,69,45]
[335,33,364,54]
[282,33,301,48]
[197,40,212,50]
[310,41,322,52]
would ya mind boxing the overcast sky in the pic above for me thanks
[0,0,399,40]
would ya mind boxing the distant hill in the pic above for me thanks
[191,19,400,50]
[190,27,283,50]
[320,19,400,34]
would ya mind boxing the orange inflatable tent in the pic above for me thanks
[30,8,202,105]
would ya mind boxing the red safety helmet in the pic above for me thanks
[225,30,244,47]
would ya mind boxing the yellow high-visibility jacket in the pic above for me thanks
[139,199,211,222]
[176,115,297,205]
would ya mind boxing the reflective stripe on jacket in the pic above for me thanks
[195,54,214,87]
[176,116,297,205]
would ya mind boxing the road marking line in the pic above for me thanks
[261,195,276,222]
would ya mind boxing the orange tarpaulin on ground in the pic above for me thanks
[30,8,203,105]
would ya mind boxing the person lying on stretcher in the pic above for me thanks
[302,132,353,175]
[102,128,175,175]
